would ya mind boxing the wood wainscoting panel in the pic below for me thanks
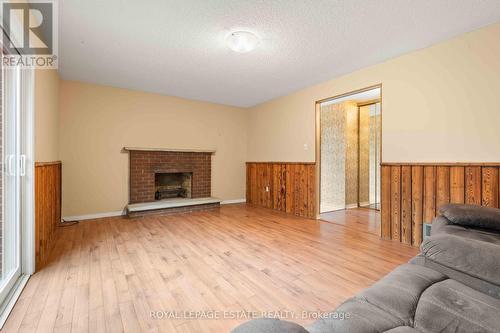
[246,162,316,218]
[35,161,62,271]
[482,167,499,207]
[436,166,451,209]
[400,166,412,245]
[410,166,423,246]
[450,166,465,204]
[423,166,436,224]
[381,165,392,239]
[390,166,401,242]
[465,166,482,205]
[382,163,500,246]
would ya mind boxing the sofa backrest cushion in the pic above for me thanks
[431,216,500,243]
[438,204,500,231]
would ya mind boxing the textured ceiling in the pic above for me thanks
[59,0,500,107]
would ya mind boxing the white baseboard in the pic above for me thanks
[63,210,126,222]
[345,204,359,209]
[221,198,246,205]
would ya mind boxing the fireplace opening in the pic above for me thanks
[154,172,192,200]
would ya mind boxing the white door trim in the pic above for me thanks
[21,67,35,275]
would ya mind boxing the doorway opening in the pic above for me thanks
[316,86,381,232]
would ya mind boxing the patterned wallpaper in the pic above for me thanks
[320,103,346,212]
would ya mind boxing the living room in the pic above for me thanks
[1,1,500,332]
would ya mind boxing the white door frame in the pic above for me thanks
[21,67,35,275]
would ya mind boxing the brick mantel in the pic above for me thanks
[128,150,212,204]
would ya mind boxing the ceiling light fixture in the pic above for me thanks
[225,31,259,53]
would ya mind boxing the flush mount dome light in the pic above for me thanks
[225,31,259,53]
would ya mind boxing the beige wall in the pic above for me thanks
[35,69,60,162]
[247,22,500,163]
[59,81,248,217]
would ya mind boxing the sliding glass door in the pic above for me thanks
[359,102,381,210]
[0,64,23,306]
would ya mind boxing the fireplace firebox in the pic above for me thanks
[154,172,192,200]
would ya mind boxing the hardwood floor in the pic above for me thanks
[3,204,417,333]
[319,208,381,236]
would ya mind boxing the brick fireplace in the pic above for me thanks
[124,147,221,218]
[125,147,220,216]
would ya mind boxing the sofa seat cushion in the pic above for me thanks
[421,234,500,287]
[231,318,309,333]
[384,327,421,333]
[438,204,500,231]
[307,264,446,333]
[354,264,446,325]
[307,299,404,333]
[414,279,500,333]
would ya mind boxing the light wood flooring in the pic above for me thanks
[319,208,381,235]
[3,204,417,333]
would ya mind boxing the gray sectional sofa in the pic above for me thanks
[232,204,500,333]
